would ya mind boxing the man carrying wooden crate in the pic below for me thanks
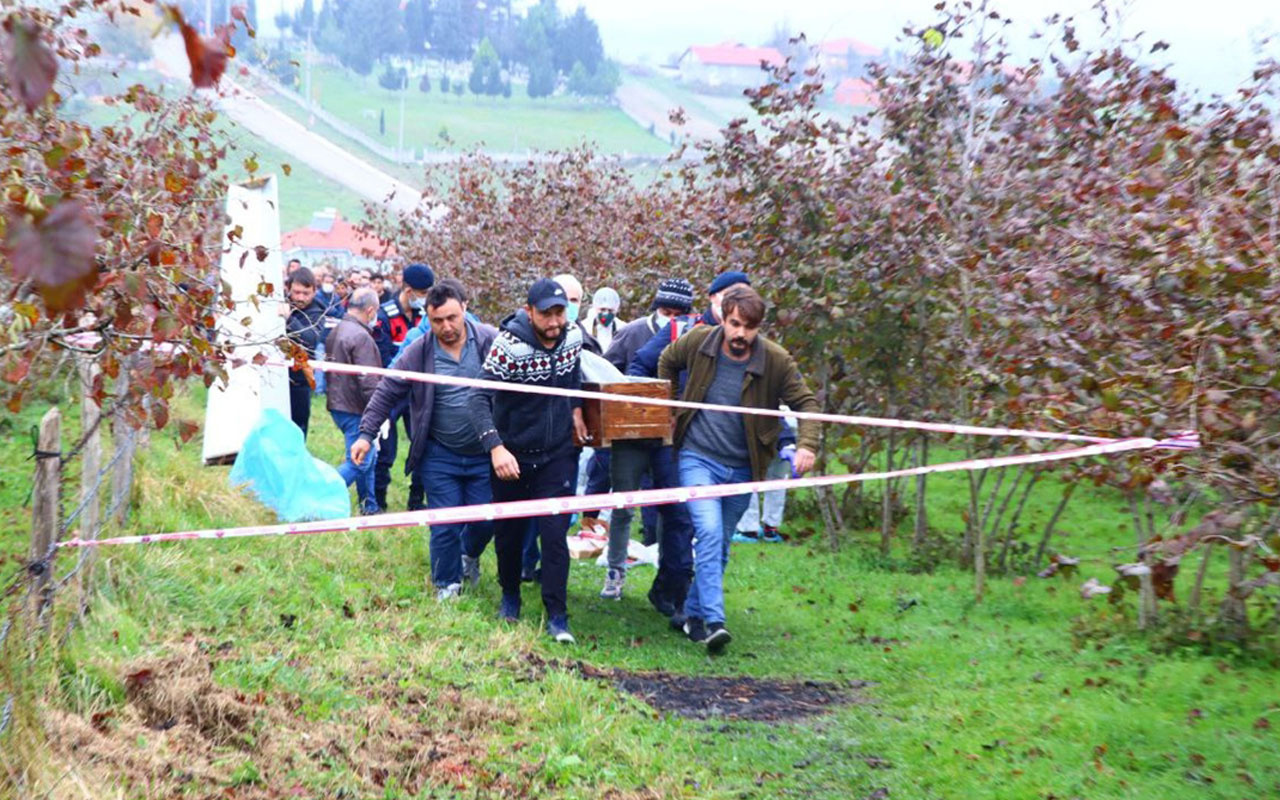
[470,278,591,644]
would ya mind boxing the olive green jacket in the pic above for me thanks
[657,325,820,481]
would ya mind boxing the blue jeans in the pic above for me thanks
[679,449,751,626]
[417,439,494,587]
[330,410,377,512]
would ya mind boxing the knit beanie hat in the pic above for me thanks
[653,278,694,312]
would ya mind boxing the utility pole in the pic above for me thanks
[305,27,313,112]
[398,71,407,157]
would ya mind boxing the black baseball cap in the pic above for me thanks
[527,278,569,311]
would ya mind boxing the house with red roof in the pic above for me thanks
[833,77,878,109]
[816,38,882,76]
[280,208,398,273]
[677,41,785,88]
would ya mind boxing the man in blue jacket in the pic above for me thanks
[470,278,590,643]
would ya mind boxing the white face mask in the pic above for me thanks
[321,282,335,294]
[409,297,426,311]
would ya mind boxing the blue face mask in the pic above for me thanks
[566,301,580,323]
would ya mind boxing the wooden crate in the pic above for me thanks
[576,379,673,447]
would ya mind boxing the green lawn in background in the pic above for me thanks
[284,63,672,157]
[3,383,1276,799]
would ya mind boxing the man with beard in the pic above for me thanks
[470,278,590,643]
[352,279,499,598]
[658,285,821,654]
[283,267,326,438]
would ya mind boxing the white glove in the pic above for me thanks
[378,419,391,441]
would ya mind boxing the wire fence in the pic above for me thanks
[0,359,140,741]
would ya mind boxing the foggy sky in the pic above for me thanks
[263,0,1279,94]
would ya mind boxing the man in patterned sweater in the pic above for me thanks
[470,278,590,643]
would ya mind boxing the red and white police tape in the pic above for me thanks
[59,431,1198,550]
[280,358,1144,445]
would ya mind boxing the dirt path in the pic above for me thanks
[151,35,424,216]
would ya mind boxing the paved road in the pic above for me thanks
[615,79,722,144]
[152,35,424,216]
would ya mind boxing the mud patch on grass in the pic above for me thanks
[44,640,522,797]
[528,654,871,721]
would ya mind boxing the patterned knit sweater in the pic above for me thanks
[469,309,584,458]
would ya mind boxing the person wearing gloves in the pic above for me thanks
[470,278,590,644]
[583,287,625,353]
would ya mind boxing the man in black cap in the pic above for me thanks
[372,262,434,511]
[470,278,589,644]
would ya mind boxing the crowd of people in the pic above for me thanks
[278,259,820,654]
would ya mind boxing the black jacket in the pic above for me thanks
[285,298,326,387]
[469,310,584,462]
[357,318,498,475]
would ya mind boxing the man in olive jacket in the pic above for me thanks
[351,280,499,598]
[657,285,820,653]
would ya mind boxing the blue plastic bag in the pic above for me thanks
[229,408,351,522]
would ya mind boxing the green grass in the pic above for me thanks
[2,385,1278,798]
[275,62,673,157]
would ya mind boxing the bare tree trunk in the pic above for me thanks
[1188,543,1213,621]
[997,469,1039,572]
[880,427,897,556]
[973,467,1007,602]
[1128,493,1158,630]
[912,435,929,551]
[1221,543,1250,639]
[1034,482,1076,566]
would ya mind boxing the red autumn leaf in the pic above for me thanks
[6,199,98,312]
[7,391,23,414]
[4,18,58,112]
[3,357,30,383]
[146,212,164,238]
[177,419,199,443]
[175,12,230,88]
[152,399,170,430]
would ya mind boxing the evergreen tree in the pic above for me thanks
[554,6,602,75]
[527,53,555,98]
[403,0,432,56]
[293,0,315,37]
[431,0,476,62]
[468,37,503,96]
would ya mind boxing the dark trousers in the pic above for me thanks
[491,451,577,618]
[374,404,416,510]
[289,377,311,439]
[611,440,694,607]
[581,449,658,542]
[416,439,493,587]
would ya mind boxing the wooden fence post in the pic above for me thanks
[29,407,61,625]
[75,357,102,608]
[111,360,135,525]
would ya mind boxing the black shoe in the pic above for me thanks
[705,622,732,654]
[669,610,688,632]
[521,566,541,583]
[648,585,676,617]
[683,617,707,644]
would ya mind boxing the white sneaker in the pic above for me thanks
[461,555,480,588]
[600,568,626,600]
[436,583,462,601]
